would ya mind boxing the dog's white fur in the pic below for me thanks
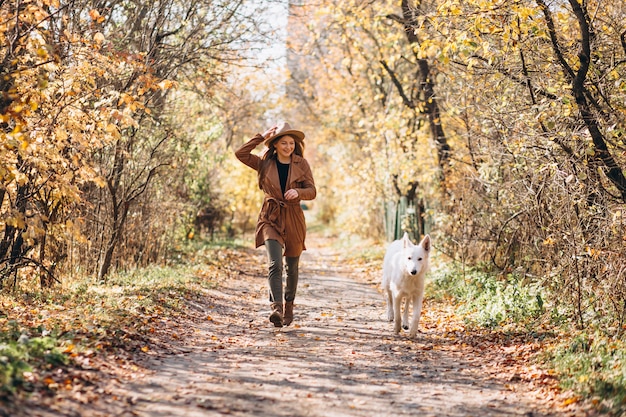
[382,232,431,337]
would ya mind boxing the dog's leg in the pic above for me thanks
[393,293,402,334]
[386,290,394,321]
[409,292,424,338]
[401,297,410,330]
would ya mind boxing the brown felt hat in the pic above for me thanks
[263,121,305,147]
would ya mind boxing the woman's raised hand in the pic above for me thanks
[262,125,277,140]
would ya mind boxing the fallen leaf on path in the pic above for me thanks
[561,396,581,406]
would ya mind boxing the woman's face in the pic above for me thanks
[274,135,296,161]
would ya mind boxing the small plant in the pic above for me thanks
[0,240,230,399]
[0,325,68,395]
[546,333,626,415]
[428,264,544,328]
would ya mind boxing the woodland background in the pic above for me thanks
[0,0,625,412]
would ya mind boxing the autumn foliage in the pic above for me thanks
[0,0,263,285]
[280,0,626,335]
[0,0,625,410]
[0,0,623,332]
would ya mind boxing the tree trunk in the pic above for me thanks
[388,0,452,180]
[568,0,626,202]
[98,201,129,281]
[98,139,125,281]
[98,232,117,282]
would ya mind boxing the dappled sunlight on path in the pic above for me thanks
[19,235,590,417]
[108,237,582,417]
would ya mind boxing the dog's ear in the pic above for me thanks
[402,232,412,248]
[420,234,431,252]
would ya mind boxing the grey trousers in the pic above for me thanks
[265,239,300,303]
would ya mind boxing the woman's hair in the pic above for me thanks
[258,134,304,189]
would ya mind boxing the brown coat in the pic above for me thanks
[235,134,316,257]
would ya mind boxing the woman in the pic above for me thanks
[235,122,316,327]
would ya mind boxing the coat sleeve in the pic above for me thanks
[295,159,316,201]
[234,134,265,171]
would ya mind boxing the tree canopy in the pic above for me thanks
[1,0,625,333]
[280,0,626,332]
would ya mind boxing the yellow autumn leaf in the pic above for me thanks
[92,174,107,187]
[55,127,68,141]
[15,172,28,186]
[93,32,105,44]
[105,123,120,139]
[562,396,580,406]
[158,80,174,90]
[88,9,101,21]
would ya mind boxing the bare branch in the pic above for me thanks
[380,60,415,109]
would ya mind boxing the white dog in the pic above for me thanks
[382,232,431,337]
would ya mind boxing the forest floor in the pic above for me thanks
[7,234,596,417]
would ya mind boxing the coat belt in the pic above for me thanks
[265,197,287,237]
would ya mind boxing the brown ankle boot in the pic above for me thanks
[269,302,283,327]
[283,301,294,326]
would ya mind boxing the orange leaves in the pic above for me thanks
[0,2,144,284]
[561,396,581,406]
[5,212,26,229]
[88,9,105,24]
[117,93,143,112]
[115,76,175,118]
[93,32,105,46]
[43,376,58,389]
[158,80,175,90]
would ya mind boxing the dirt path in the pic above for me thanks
[19,239,591,417]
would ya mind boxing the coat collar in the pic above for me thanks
[261,154,307,198]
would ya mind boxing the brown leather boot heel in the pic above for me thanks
[283,301,294,326]
[269,302,284,327]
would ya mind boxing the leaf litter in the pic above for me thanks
[2,234,596,417]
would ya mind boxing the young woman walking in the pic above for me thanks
[235,122,316,327]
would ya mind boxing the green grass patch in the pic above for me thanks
[0,242,234,398]
[544,333,626,415]
[428,263,545,329]
[428,261,626,414]
[0,321,68,396]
